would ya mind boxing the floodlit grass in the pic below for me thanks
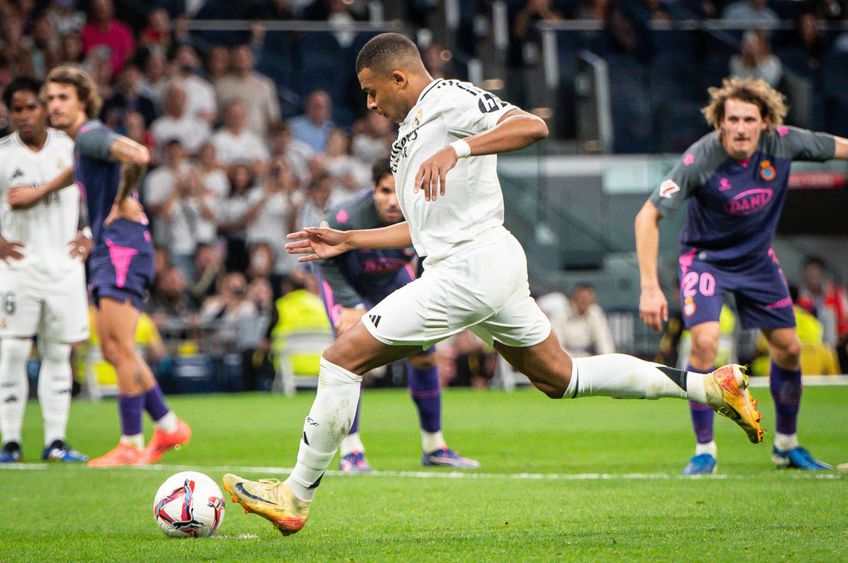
[2,385,846,561]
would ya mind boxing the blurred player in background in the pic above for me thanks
[317,157,478,471]
[41,66,190,467]
[0,77,91,463]
[636,77,848,474]
[224,33,763,536]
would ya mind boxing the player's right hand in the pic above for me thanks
[639,286,668,332]
[285,227,351,262]
[0,236,24,265]
[336,306,366,335]
[7,185,45,210]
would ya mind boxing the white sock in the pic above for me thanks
[568,354,694,400]
[695,440,718,457]
[120,434,144,449]
[340,432,365,457]
[774,432,799,451]
[36,341,72,446]
[0,338,33,445]
[285,359,362,502]
[421,430,446,453]
[154,411,179,433]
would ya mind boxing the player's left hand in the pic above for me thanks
[414,146,458,202]
[7,185,46,210]
[67,232,93,261]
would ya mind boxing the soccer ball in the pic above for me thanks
[153,471,226,538]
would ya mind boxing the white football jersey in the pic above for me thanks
[390,79,516,265]
[0,129,80,275]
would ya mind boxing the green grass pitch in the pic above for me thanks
[1,385,846,561]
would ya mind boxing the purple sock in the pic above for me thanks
[348,392,362,435]
[143,384,171,422]
[118,394,144,436]
[770,362,802,435]
[687,364,715,444]
[408,362,441,433]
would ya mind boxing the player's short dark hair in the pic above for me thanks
[44,65,103,118]
[372,157,392,186]
[355,32,420,76]
[3,76,43,108]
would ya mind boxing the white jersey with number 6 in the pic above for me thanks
[390,79,516,266]
[0,129,88,341]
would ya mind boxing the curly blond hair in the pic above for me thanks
[44,65,102,119]
[701,77,788,130]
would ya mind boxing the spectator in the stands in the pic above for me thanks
[200,272,259,353]
[139,7,173,52]
[0,15,36,78]
[195,141,229,199]
[139,49,168,109]
[149,265,197,328]
[797,256,848,349]
[101,61,156,128]
[123,110,156,162]
[546,283,616,357]
[59,32,85,66]
[351,110,394,167]
[80,0,135,74]
[268,121,313,183]
[29,15,62,78]
[297,172,334,230]
[145,140,220,277]
[217,162,258,273]
[721,0,778,23]
[324,127,369,200]
[211,98,270,170]
[215,44,280,137]
[150,82,211,156]
[189,243,225,305]
[289,89,334,153]
[171,44,217,124]
[205,45,230,84]
[730,30,782,87]
[46,0,87,37]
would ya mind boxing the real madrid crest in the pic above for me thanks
[759,160,776,182]
[412,108,423,128]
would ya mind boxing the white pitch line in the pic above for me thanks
[5,462,844,480]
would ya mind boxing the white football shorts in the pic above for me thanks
[0,262,89,342]
[362,230,551,349]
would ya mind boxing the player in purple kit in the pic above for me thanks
[41,66,191,467]
[318,158,478,471]
[636,77,848,474]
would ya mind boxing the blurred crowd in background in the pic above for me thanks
[1,0,846,395]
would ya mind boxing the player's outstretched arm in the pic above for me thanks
[415,109,548,201]
[287,221,412,262]
[635,200,668,332]
[834,135,848,159]
[7,166,74,210]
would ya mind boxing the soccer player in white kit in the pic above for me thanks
[0,77,91,463]
[223,33,764,536]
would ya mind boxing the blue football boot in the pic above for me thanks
[339,450,372,473]
[681,453,717,475]
[0,442,22,463]
[772,446,832,470]
[42,440,89,463]
[422,447,480,468]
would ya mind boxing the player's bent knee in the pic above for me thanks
[409,354,435,369]
[773,338,802,367]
